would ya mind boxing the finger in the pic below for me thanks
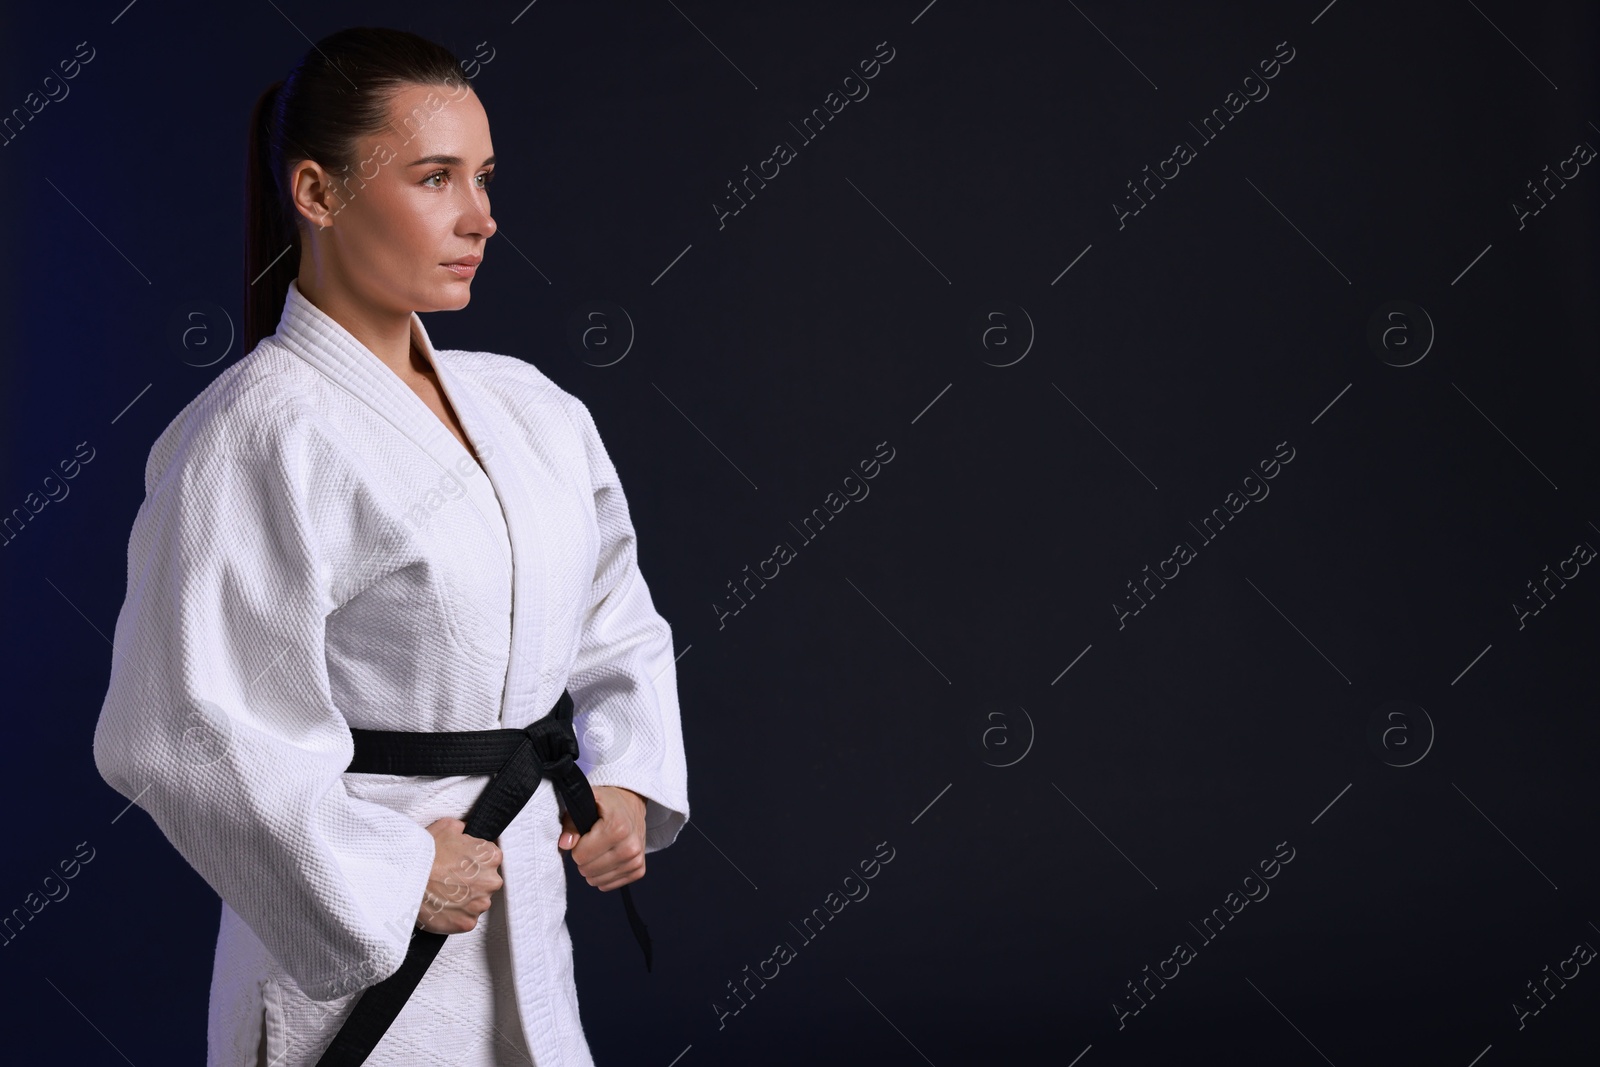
[570,815,631,863]
[574,824,639,868]
[591,859,645,891]
[578,840,642,884]
[558,810,582,851]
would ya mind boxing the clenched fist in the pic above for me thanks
[416,817,504,934]
[559,785,648,892]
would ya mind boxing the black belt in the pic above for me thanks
[315,689,652,1067]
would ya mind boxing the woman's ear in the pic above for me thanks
[289,158,340,229]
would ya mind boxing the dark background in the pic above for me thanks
[2,1,1596,1064]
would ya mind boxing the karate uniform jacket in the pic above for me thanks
[92,279,689,1065]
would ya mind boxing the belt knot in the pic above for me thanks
[523,712,578,770]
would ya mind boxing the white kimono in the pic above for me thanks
[92,279,689,1066]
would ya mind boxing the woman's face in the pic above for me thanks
[292,81,497,315]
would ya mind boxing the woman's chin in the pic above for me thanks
[427,283,475,311]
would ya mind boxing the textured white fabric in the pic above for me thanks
[93,279,689,1066]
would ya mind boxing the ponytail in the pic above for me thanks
[243,80,296,354]
[241,28,471,354]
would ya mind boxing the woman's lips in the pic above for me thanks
[442,262,477,278]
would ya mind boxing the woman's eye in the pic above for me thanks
[423,170,494,189]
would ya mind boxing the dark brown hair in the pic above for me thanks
[243,27,469,352]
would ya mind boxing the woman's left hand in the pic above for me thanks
[558,785,648,891]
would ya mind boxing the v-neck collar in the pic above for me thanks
[272,278,509,557]
[272,279,555,728]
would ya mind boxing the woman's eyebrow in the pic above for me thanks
[406,154,496,167]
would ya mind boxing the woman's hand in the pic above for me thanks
[416,817,504,934]
[558,786,647,891]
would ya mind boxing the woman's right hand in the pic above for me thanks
[416,817,504,934]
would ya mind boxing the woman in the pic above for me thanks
[92,27,689,1067]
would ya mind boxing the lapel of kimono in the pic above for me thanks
[426,334,551,729]
[274,280,506,543]
[273,280,548,724]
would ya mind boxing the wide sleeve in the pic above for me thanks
[562,395,690,854]
[91,398,437,1001]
